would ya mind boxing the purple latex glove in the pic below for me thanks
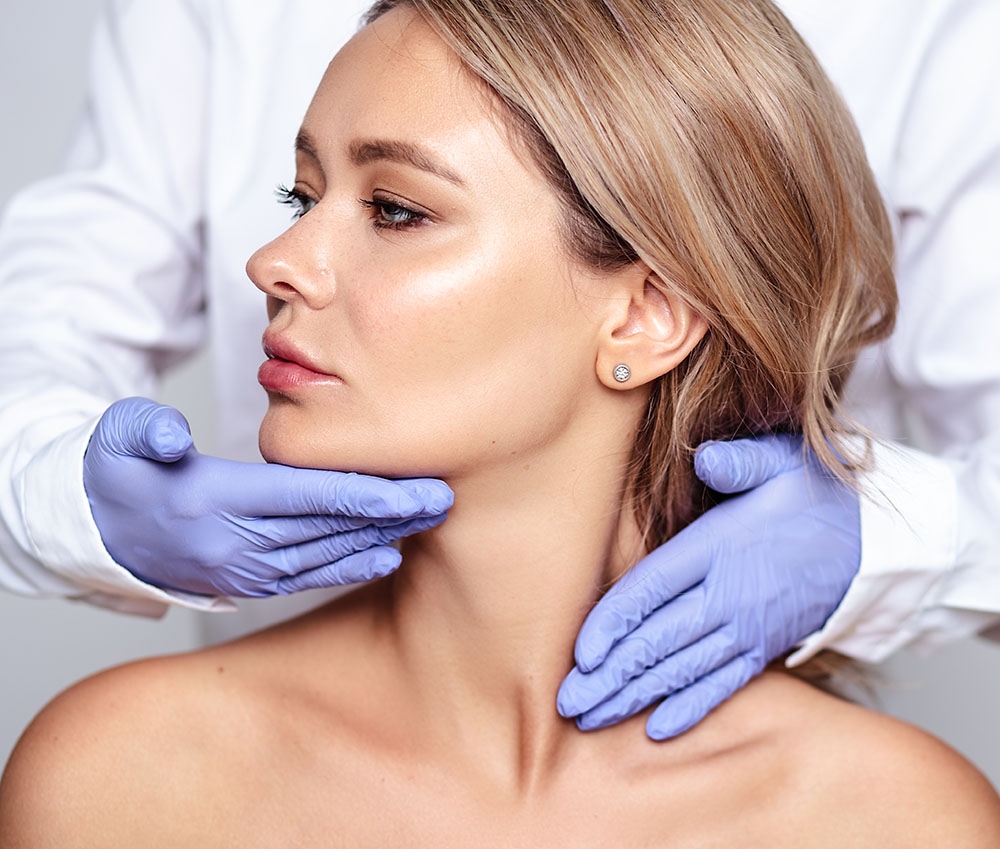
[557,434,859,740]
[83,397,453,596]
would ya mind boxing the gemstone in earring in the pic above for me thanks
[613,364,631,383]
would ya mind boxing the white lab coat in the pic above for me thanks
[0,0,997,662]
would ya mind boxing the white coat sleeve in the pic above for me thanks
[0,0,233,615]
[789,0,1000,664]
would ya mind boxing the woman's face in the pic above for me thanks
[249,6,613,479]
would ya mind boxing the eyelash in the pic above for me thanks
[274,183,426,231]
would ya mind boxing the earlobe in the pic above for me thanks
[597,274,708,390]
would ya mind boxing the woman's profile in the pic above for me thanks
[2,0,999,845]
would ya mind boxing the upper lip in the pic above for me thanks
[261,331,336,376]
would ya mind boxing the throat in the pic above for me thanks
[380,461,644,792]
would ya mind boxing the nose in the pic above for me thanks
[246,216,337,311]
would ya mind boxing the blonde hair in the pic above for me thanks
[364,0,896,550]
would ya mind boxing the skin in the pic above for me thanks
[2,7,999,847]
[254,8,660,482]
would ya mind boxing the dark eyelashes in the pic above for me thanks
[356,197,425,230]
[275,183,308,216]
[274,183,427,231]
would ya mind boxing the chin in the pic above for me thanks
[257,405,444,479]
[258,409,351,472]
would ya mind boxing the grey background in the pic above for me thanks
[1,0,998,788]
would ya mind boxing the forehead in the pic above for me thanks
[302,6,533,188]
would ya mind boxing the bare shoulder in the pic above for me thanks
[0,594,380,849]
[760,673,1000,848]
[0,647,263,849]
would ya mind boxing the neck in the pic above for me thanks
[380,407,645,794]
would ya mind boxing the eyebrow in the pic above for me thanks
[295,130,466,188]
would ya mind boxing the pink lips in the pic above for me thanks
[258,332,342,392]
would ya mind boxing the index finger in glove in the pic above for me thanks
[557,585,723,717]
[573,527,711,673]
[224,464,448,521]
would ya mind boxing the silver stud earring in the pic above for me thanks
[612,363,631,383]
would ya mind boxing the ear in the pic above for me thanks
[596,270,708,390]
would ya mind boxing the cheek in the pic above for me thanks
[260,230,598,478]
[349,244,594,473]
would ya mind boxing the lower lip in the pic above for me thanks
[257,358,343,392]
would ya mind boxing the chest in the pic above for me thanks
[184,748,804,849]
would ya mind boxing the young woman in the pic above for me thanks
[2,1,998,845]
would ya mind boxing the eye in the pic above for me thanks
[358,195,428,231]
[275,184,316,220]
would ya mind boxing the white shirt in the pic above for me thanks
[0,0,997,662]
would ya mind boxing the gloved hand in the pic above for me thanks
[557,433,859,740]
[83,397,453,596]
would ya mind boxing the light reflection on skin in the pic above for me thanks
[248,6,624,483]
[245,5,706,790]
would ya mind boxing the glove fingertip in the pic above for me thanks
[395,478,455,515]
[143,408,194,461]
[345,546,402,583]
[556,671,587,718]
[576,711,615,733]
[276,547,402,594]
[556,690,575,719]
[397,512,448,539]
[368,546,403,579]
[575,607,623,672]
[697,434,805,493]
[646,713,689,741]
[645,694,697,741]
[152,425,194,461]
[693,440,740,492]
[574,638,607,674]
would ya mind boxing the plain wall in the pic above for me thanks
[0,0,205,767]
[1,0,998,789]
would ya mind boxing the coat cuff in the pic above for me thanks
[787,440,961,665]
